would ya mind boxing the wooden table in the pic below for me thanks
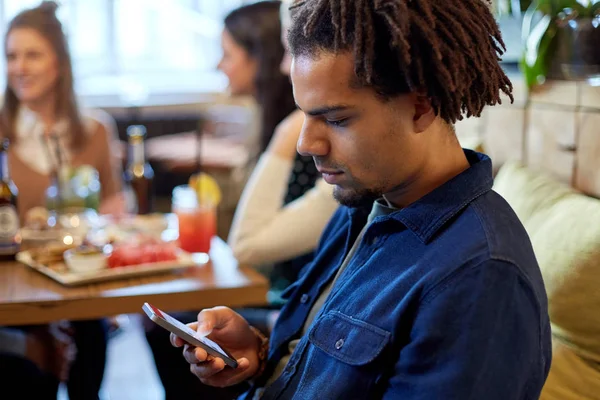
[0,238,268,326]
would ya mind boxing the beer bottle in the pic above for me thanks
[0,139,21,260]
[124,125,154,214]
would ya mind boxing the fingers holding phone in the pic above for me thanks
[146,304,262,387]
[185,307,260,386]
[182,339,208,364]
[169,321,198,348]
[192,355,253,388]
[172,321,246,381]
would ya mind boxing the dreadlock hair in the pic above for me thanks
[287,0,513,124]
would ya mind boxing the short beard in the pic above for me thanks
[333,186,382,208]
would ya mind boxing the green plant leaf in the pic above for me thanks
[520,15,558,87]
[534,0,589,15]
[521,0,534,12]
[520,0,597,87]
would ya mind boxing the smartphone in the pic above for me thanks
[142,302,238,368]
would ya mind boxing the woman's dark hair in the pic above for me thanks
[288,0,513,124]
[1,1,85,149]
[225,1,296,151]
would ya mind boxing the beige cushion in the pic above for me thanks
[540,340,600,400]
[493,161,600,364]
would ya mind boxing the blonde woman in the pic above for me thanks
[1,2,125,220]
[0,2,123,398]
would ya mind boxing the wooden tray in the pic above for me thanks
[16,250,206,287]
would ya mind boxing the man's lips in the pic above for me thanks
[318,169,344,184]
[318,168,341,174]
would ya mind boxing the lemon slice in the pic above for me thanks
[189,172,222,206]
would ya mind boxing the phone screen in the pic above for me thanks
[146,303,229,356]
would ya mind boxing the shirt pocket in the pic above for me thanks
[309,311,390,365]
[296,311,391,399]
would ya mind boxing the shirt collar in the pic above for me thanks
[13,105,72,176]
[349,150,493,243]
[16,105,70,139]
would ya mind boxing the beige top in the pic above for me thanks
[228,152,337,266]
[5,109,122,222]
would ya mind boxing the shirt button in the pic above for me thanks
[335,339,344,350]
[300,294,310,304]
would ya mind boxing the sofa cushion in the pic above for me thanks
[493,161,600,363]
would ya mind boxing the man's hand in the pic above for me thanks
[170,307,261,388]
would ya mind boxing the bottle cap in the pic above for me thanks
[127,125,147,138]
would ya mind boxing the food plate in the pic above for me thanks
[16,248,204,287]
[87,213,175,245]
[21,227,72,243]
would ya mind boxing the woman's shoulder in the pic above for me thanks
[80,108,118,140]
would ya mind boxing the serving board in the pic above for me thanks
[16,249,205,287]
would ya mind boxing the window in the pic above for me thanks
[0,0,258,104]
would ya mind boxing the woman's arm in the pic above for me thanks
[91,110,123,200]
[229,174,337,266]
[87,110,126,215]
[228,110,338,266]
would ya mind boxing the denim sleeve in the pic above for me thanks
[382,259,550,400]
[0,327,27,357]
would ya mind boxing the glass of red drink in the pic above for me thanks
[172,185,216,254]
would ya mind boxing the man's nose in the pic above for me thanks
[297,119,329,157]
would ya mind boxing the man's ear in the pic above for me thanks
[413,94,436,133]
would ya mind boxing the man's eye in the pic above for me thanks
[326,118,349,127]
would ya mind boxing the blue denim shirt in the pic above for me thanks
[246,151,552,400]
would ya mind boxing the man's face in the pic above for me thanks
[291,52,428,207]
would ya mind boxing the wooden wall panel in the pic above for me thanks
[525,106,576,184]
[575,112,600,198]
[481,106,525,172]
[455,79,600,196]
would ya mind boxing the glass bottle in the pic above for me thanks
[0,139,21,260]
[124,125,154,214]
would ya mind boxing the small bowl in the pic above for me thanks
[64,247,107,274]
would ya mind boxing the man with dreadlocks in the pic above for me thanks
[171,1,552,398]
